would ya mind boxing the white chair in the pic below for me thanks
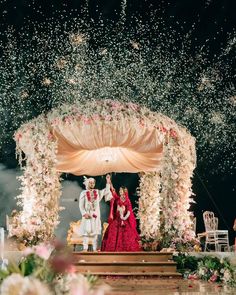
[203,211,229,252]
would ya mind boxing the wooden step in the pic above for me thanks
[72,251,179,276]
[79,271,182,277]
[73,252,173,263]
[75,261,177,273]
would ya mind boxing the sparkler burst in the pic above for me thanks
[0,5,235,176]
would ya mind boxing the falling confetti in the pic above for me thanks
[0,5,235,176]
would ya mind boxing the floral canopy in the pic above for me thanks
[11,100,197,247]
[53,115,163,176]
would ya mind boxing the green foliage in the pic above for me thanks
[173,253,236,286]
[173,253,199,272]
[0,254,55,284]
[18,254,55,283]
[141,236,159,251]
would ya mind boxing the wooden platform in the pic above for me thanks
[73,251,181,277]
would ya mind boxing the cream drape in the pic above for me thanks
[52,120,163,176]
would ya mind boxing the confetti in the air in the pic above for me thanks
[0,4,235,176]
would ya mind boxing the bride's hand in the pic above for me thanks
[110,183,115,191]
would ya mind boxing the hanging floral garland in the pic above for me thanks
[10,99,196,248]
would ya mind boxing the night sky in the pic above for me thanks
[0,1,235,243]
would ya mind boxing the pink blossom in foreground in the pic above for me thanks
[34,244,52,260]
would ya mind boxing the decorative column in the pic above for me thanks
[9,117,62,246]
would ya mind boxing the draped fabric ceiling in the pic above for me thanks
[53,120,163,176]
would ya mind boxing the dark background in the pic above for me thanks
[0,0,235,243]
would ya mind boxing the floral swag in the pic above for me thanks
[9,99,197,248]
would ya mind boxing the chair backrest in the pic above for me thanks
[67,220,82,243]
[203,211,218,231]
[214,216,218,229]
[67,220,109,244]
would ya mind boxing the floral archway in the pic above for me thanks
[9,99,196,247]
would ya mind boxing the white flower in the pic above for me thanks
[198,267,207,276]
[21,277,52,295]
[0,274,25,295]
[69,274,90,295]
[0,274,52,295]
[222,269,232,283]
[55,274,94,295]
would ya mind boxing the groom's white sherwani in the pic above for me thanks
[78,184,112,239]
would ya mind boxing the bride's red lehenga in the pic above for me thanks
[101,187,141,252]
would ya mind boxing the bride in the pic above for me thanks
[101,184,141,252]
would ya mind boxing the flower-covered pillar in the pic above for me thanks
[159,129,196,248]
[137,172,162,247]
[9,116,62,245]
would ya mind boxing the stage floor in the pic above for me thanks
[100,278,236,295]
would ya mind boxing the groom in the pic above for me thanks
[78,174,112,251]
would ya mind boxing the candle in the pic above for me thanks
[0,227,4,260]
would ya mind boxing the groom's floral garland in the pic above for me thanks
[11,99,196,248]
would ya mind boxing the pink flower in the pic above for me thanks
[139,119,145,127]
[170,129,177,138]
[15,133,22,141]
[64,116,72,124]
[50,255,74,273]
[105,115,112,121]
[82,116,91,125]
[51,118,60,126]
[127,102,139,111]
[47,132,54,140]
[34,244,52,260]
[110,101,122,110]
[92,114,100,121]
[67,264,77,273]
[159,126,167,133]
[23,247,34,256]
[188,273,198,280]
[209,274,218,282]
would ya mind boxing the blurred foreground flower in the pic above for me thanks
[0,274,52,295]
[0,241,108,295]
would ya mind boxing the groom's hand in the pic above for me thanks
[106,174,111,184]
